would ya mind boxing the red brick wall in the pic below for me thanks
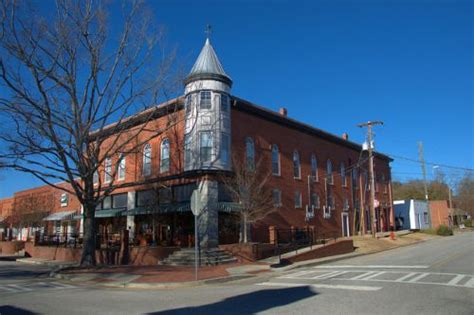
[231,108,392,237]
[430,200,451,229]
[284,239,354,263]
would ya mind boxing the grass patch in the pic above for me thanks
[421,225,453,236]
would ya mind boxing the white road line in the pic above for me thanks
[6,284,33,292]
[314,265,429,269]
[311,271,348,280]
[350,271,376,280]
[280,270,321,279]
[394,272,418,282]
[464,277,474,288]
[49,282,77,289]
[0,285,19,292]
[447,275,465,286]
[407,273,429,283]
[256,282,382,291]
[361,271,386,280]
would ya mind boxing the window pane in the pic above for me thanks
[184,134,191,166]
[185,94,192,114]
[221,133,229,163]
[136,190,156,207]
[293,151,300,178]
[246,138,255,170]
[104,158,112,183]
[143,144,151,176]
[102,196,112,209]
[311,155,317,178]
[118,154,126,180]
[200,132,213,162]
[272,145,279,175]
[221,94,229,112]
[112,193,127,208]
[295,191,302,208]
[200,91,211,109]
[160,139,170,173]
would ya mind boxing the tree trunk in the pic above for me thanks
[80,203,97,267]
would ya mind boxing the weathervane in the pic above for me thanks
[205,24,212,39]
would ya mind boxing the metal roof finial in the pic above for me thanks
[205,24,212,42]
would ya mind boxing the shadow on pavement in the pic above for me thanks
[148,286,317,315]
[0,305,39,315]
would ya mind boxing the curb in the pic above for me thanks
[52,271,252,289]
[270,235,437,272]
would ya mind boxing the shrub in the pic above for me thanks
[436,225,453,236]
[463,219,472,228]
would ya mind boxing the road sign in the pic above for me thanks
[190,189,202,216]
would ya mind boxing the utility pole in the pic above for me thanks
[448,186,453,227]
[358,121,383,238]
[418,141,432,227]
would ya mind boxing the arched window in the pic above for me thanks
[245,137,255,170]
[104,157,112,183]
[271,145,280,175]
[293,150,301,179]
[143,143,152,176]
[340,162,346,187]
[118,154,126,180]
[311,154,318,180]
[326,159,333,184]
[160,139,170,173]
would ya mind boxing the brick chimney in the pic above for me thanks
[342,133,349,140]
[279,107,287,116]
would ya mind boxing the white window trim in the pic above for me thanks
[117,154,126,181]
[160,139,170,173]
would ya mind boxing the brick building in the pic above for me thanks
[0,37,394,247]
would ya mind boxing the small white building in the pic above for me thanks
[393,200,431,230]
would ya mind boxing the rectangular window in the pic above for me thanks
[185,94,192,115]
[294,191,302,208]
[311,193,320,209]
[184,134,191,166]
[136,190,157,207]
[324,204,331,219]
[273,189,282,207]
[118,155,126,180]
[222,118,230,130]
[221,133,230,163]
[221,94,229,112]
[200,91,211,109]
[93,171,99,185]
[327,195,334,209]
[104,158,112,183]
[343,198,349,211]
[102,196,112,210]
[112,193,128,209]
[174,183,197,202]
[159,188,171,204]
[423,212,429,224]
[200,131,213,162]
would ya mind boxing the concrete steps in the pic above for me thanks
[161,248,237,266]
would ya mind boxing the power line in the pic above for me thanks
[386,153,474,172]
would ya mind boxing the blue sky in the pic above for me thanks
[0,0,472,197]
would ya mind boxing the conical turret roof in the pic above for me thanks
[184,38,232,86]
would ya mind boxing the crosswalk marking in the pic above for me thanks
[464,278,474,288]
[394,272,417,282]
[362,271,385,280]
[0,281,78,293]
[279,268,474,289]
[311,271,348,280]
[313,265,429,269]
[447,275,465,286]
[350,271,376,280]
[407,273,429,283]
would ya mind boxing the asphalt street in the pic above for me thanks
[0,232,473,315]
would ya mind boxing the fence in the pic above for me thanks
[35,232,124,250]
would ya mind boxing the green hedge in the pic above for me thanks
[436,225,453,236]
[463,219,472,228]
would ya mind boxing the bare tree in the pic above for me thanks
[220,155,275,243]
[455,172,474,218]
[0,0,182,266]
[11,192,54,240]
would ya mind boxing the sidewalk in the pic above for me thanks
[15,232,440,289]
[49,262,271,289]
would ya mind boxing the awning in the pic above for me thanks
[218,202,243,213]
[95,208,126,218]
[125,203,191,216]
[43,210,77,221]
[73,208,127,220]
